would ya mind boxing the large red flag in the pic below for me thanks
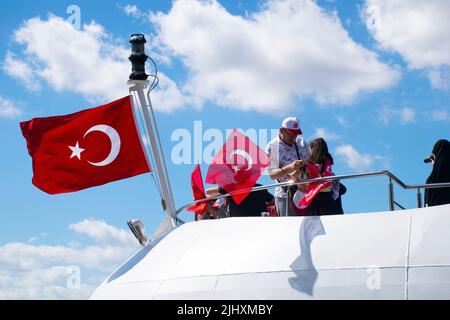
[20,96,150,194]
[205,129,270,204]
[187,164,208,215]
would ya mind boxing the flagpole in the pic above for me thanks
[127,34,178,227]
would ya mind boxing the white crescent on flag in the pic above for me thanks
[84,124,121,167]
[229,149,253,171]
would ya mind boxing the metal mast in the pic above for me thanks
[127,34,177,227]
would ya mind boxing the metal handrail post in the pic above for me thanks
[417,188,422,208]
[388,177,395,211]
[285,189,291,217]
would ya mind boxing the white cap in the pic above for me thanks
[281,117,302,134]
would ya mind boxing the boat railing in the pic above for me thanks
[175,170,450,218]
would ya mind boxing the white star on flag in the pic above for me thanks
[69,141,85,160]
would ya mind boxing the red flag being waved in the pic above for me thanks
[206,129,270,205]
[20,96,150,194]
[187,164,208,215]
[294,160,333,211]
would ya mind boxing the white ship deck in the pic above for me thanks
[91,204,450,300]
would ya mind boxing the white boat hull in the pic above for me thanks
[91,204,450,299]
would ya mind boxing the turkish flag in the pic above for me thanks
[295,160,333,210]
[20,96,151,194]
[187,164,208,215]
[206,129,270,204]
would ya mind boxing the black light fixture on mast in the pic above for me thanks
[129,34,149,80]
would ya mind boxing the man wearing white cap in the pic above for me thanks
[265,117,310,216]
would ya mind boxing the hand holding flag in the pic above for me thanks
[294,160,333,211]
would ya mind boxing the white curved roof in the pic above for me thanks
[91,204,450,299]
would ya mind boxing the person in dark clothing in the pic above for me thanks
[307,192,338,216]
[424,139,450,207]
[205,184,274,217]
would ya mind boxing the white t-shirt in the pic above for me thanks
[265,136,310,198]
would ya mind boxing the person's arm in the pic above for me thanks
[205,187,220,198]
[206,186,229,198]
[267,142,291,180]
[297,166,309,192]
[268,160,304,180]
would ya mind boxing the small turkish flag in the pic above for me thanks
[187,164,208,215]
[206,129,270,204]
[295,161,333,211]
[20,96,150,194]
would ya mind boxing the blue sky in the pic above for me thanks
[0,0,449,299]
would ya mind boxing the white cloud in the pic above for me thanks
[399,107,415,124]
[150,0,399,113]
[377,106,415,125]
[335,144,386,172]
[377,107,392,125]
[312,127,340,141]
[69,219,134,247]
[5,15,185,112]
[0,96,22,118]
[122,4,149,21]
[364,0,450,89]
[431,109,450,121]
[27,232,48,244]
[0,219,139,299]
[150,73,187,111]
[335,116,348,126]
[0,266,94,299]
[8,16,129,103]
[2,51,41,91]
[428,67,450,90]
[124,4,142,18]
